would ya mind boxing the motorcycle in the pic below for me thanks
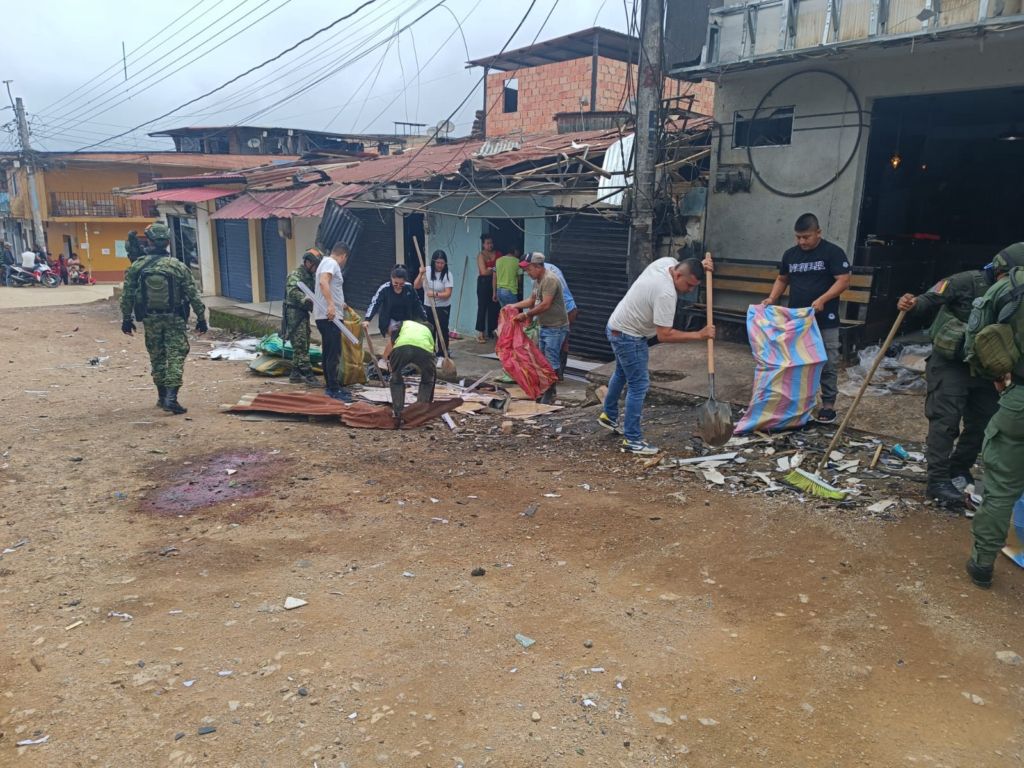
[7,262,60,288]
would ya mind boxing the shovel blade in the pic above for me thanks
[697,398,735,447]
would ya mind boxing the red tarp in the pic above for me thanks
[495,306,557,400]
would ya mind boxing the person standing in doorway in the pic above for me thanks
[314,242,353,403]
[599,254,715,455]
[415,249,454,358]
[493,244,522,308]
[510,252,568,405]
[762,213,851,424]
[474,234,499,342]
[2,243,14,286]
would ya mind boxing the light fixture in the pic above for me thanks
[890,152,903,169]
[916,7,937,21]
[997,124,1024,141]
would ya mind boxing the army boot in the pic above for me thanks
[288,368,304,384]
[965,558,993,589]
[927,480,963,510]
[157,385,167,407]
[162,387,188,415]
[300,369,320,386]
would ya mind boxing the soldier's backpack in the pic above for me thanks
[964,267,1024,379]
[136,259,182,319]
[929,271,990,361]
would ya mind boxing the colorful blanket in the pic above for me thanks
[734,305,827,434]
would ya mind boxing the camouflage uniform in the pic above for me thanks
[283,264,316,373]
[121,246,205,405]
[907,270,997,499]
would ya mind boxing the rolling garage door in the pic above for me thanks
[260,218,288,302]
[215,220,252,302]
[549,214,630,361]
[343,208,396,310]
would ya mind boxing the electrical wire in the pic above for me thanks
[49,0,294,139]
[72,0,386,151]
[325,20,403,131]
[171,0,408,123]
[37,0,219,117]
[355,0,482,134]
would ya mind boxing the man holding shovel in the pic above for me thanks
[599,254,716,455]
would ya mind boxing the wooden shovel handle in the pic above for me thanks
[705,251,715,376]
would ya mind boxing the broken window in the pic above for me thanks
[503,78,519,114]
[733,106,795,148]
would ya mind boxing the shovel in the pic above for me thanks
[413,236,458,380]
[696,256,735,446]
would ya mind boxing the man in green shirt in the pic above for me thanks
[493,246,523,307]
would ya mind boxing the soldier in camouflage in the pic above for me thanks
[283,248,322,386]
[898,245,1024,509]
[120,221,208,415]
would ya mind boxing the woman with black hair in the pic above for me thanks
[415,249,454,358]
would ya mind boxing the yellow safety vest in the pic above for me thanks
[394,320,434,353]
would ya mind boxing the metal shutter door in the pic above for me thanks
[215,220,252,302]
[260,218,288,302]
[343,208,396,310]
[549,215,630,361]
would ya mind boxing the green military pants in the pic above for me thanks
[143,314,190,388]
[284,307,312,372]
[971,384,1024,567]
[924,355,999,484]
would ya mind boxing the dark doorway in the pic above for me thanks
[485,218,525,256]
[62,235,73,259]
[402,212,425,275]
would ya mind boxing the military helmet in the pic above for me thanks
[144,221,171,244]
[991,243,1024,273]
[302,247,323,266]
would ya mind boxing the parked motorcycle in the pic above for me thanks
[8,263,60,288]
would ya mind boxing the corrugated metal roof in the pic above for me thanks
[209,183,365,220]
[129,187,237,202]
[46,152,298,170]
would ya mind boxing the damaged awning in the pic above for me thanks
[129,187,237,202]
[209,183,365,220]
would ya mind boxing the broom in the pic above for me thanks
[412,237,458,379]
[786,309,907,499]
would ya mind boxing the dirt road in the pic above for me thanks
[1,299,1022,767]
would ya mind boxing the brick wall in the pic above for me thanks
[483,56,715,138]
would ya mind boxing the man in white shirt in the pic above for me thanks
[21,249,37,268]
[314,242,352,402]
[599,253,715,455]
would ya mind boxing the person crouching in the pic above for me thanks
[385,320,437,425]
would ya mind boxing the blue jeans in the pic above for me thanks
[497,287,518,306]
[538,325,569,379]
[3,265,12,285]
[602,326,650,442]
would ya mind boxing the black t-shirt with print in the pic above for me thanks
[780,239,851,329]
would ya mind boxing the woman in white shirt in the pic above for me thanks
[415,249,454,358]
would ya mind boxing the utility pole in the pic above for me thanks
[626,0,665,283]
[4,83,46,249]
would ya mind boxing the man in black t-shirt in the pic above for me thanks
[762,213,851,424]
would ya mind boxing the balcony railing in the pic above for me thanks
[49,191,156,218]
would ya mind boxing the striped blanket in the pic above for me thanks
[734,305,827,434]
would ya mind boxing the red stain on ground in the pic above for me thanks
[140,451,281,516]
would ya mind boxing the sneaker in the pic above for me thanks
[620,439,659,456]
[951,472,974,493]
[927,480,964,510]
[815,408,838,424]
[965,558,993,589]
[331,387,353,404]
[598,412,621,434]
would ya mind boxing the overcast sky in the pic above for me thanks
[1,0,630,153]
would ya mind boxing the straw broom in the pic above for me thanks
[786,309,908,499]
